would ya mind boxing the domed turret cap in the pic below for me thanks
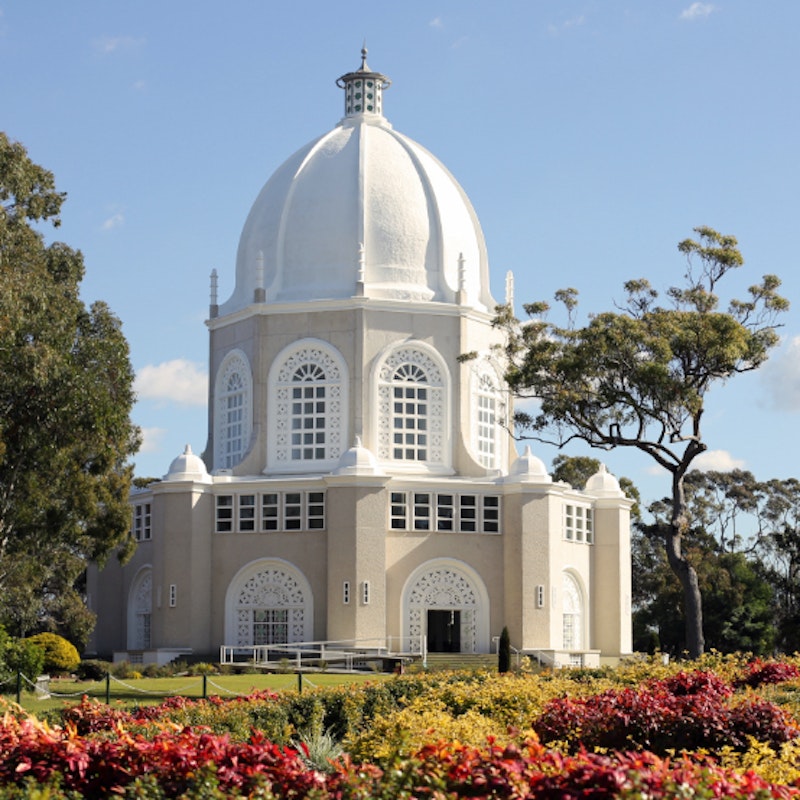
[585,464,624,497]
[505,445,552,483]
[164,444,211,483]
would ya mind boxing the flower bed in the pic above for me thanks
[1,655,800,798]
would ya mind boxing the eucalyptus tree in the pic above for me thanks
[0,133,140,644]
[499,227,788,657]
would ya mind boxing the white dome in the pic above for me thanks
[585,464,624,497]
[505,445,552,483]
[219,56,495,316]
[164,444,211,483]
[334,437,384,476]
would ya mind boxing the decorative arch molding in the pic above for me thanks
[127,566,152,650]
[266,338,348,473]
[373,340,452,470]
[401,558,490,653]
[469,359,508,472]
[224,558,313,646]
[562,570,586,650]
[214,349,253,470]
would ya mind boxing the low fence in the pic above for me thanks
[0,669,319,706]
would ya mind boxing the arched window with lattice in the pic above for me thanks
[127,567,152,651]
[214,350,253,470]
[562,572,585,651]
[268,340,348,471]
[470,364,507,470]
[377,344,449,469]
[224,559,313,645]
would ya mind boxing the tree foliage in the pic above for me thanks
[0,133,140,645]
[500,227,788,657]
[634,470,800,656]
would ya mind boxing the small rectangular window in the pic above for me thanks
[565,504,593,544]
[133,503,152,541]
[343,581,350,605]
[362,580,370,605]
[482,496,500,533]
[390,492,407,529]
[536,585,545,608]
[460,495,477,532]
[413,493,431,531]
[262,494,279,531]
[285,493,302,530]
[239,494,256,532]
[169,584,177,608]
[216,495,234,533]
[307,491,325,529]
[436,494,454,531]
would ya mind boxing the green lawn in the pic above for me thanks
[2,671,391,714]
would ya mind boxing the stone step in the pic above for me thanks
[411,652,499,672]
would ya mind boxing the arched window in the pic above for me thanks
[225,559,313,646]
[127,567,152,650]
[214,351,252,470]
[269,341,347,471]
[562,573,584,650]
[473,366,506,468]
[377,345,448,467]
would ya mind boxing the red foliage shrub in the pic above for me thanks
[0,713,324,797]
[532,670,800,754]
[327,738,800,800]
[739,659,800,689]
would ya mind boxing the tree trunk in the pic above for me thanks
[665,471,705,659]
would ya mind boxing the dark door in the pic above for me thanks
[427,609,461,652]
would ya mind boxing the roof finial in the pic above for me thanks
[361,40,369,70]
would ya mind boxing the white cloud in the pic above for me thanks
[429,16,443,29]
[135,359,207,406]
[547,15,586,36]
[692,449,746,472]
[680,3,716,21]
[101,212,124,231]
[761,335,800,411]
[138,426,167,453]
[93,35,146,55]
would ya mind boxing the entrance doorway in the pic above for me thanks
[427,609,461,652]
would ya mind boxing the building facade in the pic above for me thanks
[87,52,633,668]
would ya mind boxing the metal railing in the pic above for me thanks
[219,637,419,671]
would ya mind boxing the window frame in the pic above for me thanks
[216,490,327,533]
[564,504,594,544]
[388,491,502,534]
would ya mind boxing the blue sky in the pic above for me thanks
[2,1,798,505]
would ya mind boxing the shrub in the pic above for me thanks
[532,669,800,755]
[739,658,800,688]
[3,639,45,682]
[24,633,79,675]
[75,659,111,681]
[187,662,217,676]
[498,626,510,673]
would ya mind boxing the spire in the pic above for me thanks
[336,45,391,118]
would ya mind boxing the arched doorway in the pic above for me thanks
[224,559,313,645]
[402,559,490,653]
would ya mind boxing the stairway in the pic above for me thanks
[412,652,499,672]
